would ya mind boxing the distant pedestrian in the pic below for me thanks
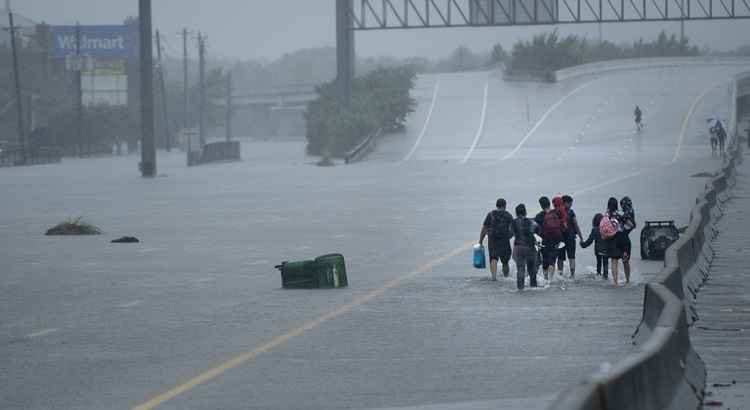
[558,195,584,278]
[708,127,719,157]
[709,117,727,158]
[581,213,609,279]
[716,125,727,157]
[512,204,538,290]
[634,105,643,131]
[479,198,514,281]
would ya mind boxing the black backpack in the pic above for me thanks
[489,210,512,239]
[514,218,535,246]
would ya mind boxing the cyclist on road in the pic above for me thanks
[634,105,643,131]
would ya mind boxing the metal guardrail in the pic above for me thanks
[344,128,382,164]
[549,74,747,410]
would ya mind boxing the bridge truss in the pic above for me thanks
[348,0,750,30]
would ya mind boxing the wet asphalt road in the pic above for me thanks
[0,65,747,410]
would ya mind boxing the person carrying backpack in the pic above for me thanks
[581,213,609,279]
[538,197,565,281]
[511,204,538,290]
[601,197,624,286]
[479,198,514,281]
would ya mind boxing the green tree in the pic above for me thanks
[489,44,509,65]
[305,66,416,156]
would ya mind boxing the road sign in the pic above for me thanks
[49,25,138,59]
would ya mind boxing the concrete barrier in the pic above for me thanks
[554,57,750,83]
[189,141,241,166]
[591,284,698,410]
[548,72,748,410]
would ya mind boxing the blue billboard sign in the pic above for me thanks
[49,25,138,59]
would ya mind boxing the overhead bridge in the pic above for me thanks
[348,0,750,30]
[228,85,318,110]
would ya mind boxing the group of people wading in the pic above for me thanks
[479,195,636,290]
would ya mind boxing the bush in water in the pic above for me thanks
[45,217,102,236]
[305,66,416,157]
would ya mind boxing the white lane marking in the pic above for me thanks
[502,79,597,160]
[403,80,440,162]
[459,80,489,164]
[27,328,59,338]
[4,320,25,328]
[118,300,143,308]
[673,83,723,164]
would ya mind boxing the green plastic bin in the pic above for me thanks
[275,254,348,289]
[314,254,348,288]
[277,259,319,289]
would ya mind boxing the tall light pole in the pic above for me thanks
[7,1,26,164]
[139,0,156,177]
[225,71,232,142]
[182,28,189,133]
[197,32,206,147]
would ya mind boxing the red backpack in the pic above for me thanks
[543,210,563,242]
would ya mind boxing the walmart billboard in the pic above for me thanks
[49,25,138,58]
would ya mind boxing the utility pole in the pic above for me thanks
[182,28,189,134]
[156,29,171,152]
[8,5,26,164]
[225,71,232,142]
[139,0,156,177]
[75,23,84,156]
[198,32,206,147]
[182,27,191,158]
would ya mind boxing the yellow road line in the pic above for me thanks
[132,244,472,410]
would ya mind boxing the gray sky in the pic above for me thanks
[10,0,750,61]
